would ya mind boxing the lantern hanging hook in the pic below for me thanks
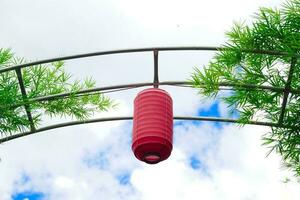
[153,50,159,88]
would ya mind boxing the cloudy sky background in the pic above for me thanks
[0,0,300,199]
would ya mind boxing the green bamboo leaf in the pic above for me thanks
[190,0,300,178]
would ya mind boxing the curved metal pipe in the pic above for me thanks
[1,46,299,73]
[1,46,299,144]
[0,116,281,144]
[3,81,300,110]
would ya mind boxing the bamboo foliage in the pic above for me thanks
[0,49,113,134]
[191,0,300,177]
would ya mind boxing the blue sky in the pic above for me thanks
[12,192,44,200]
[1,0,300,199]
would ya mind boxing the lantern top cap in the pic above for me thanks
[135,87,171,97]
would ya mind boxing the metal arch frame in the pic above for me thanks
[0,46,299,144]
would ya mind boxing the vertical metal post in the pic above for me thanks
[15,68,36,132]
[153,50,159,88]
[278,57,297,125]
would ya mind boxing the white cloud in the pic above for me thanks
[132,124,300,200]
[0,0,299,200]
[1,119,299,200]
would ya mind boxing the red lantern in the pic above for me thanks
[132,88,173,164]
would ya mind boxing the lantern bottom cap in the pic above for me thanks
[143,153,161,164]
[132,139,172,164]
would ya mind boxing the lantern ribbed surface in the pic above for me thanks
[132,88,173,164]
